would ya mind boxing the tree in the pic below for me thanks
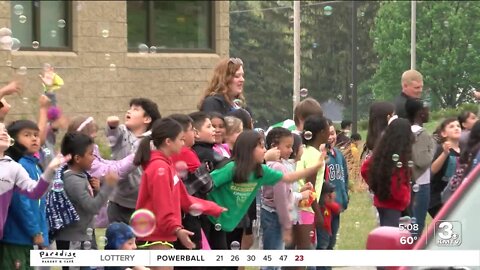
[369,1,480,109]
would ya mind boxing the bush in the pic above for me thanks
[431,103,478,121]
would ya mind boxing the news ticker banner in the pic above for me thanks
[31,250,480,267]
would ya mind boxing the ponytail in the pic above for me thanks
[134,136,152,166]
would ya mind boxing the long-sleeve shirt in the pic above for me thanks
[263,160,293,230]
[88,144,135,179]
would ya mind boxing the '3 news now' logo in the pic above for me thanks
[434,220,462,247]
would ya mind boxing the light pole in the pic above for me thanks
[411,1,416,69]
[351,0,358,134]
[293,1,301,116]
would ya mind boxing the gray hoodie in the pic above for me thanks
[106,124,142,209]
[54,169,113,241]
[411,125,435,184]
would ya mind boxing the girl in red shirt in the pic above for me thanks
[361,118,414,227]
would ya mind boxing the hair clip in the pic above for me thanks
[77,117,94,132]
[388,115,399,126]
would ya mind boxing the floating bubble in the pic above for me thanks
[442,59,446,65]
[105,53,111,60]
[50,30,57,38]
[6,60,12,66]
[474,159,478,166]
[399,216,412,226]
[214,223,222,231]
[101,29,109,38]
[130,209,156,238]
[309,230,315,238]
[360,11,365,17]
[412,183,420,193]
[233,98,244,108]
[83,241,92,250]
[14,259,21,269]
[396,161,403,168]
[175,161,188,179]
[17,66,27,76]
[288,15,294,24]
[230,241,240,250]
[468,44,473,49]
[0,27,12,36]
[354,221,360,228]
[303,131,313,141]
[312,42,318,49]
[52,179,64,192]
[22,97,28,104]
[98,236,108,248]
[149,46,157,54]
[109,63,116,71]
[350,83,354,88]
[407,160,414,168]
[323,5,333,16]
[13,4,24,16]
[254,128,265,137]
[189,203,203,217]
[443,20,449,27]
[0,36,13,50]
[374,37,379,43]
[57,19,66,28]
[138,43,149,54]
[158,167,165,176]
[11,38,21,51]
[32,41,39,49]
[19,15,27,24]
[300,88,308,98]
[392,154,399,162]
[86,227,93,236]
[213,151,225,162]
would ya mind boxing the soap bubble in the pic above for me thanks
[105,53,111,60]
[407,160,414,168]
[0,27,12,36]
[52,179,64,192]
[32,41,39,49]
[443,20,449,27]
[289,15,294,24]
[11,38,21,51]
[22,97,28,104]
[230,241,240,250]
[0,36,13,50]
[83,241,92,250]
[6,60,12,66]
[468,44,473,49]
[149,46,157,54]
[233,98,244,108]
[411,217,417,224]
[138,43,148,54]
[214,223,222,231]
[101,29,109,38]
[189,203,203,217]
[300,88,308,98]
[303,131,313,141]
[392,154,399,162]
[323,6,333,16]
[98,236,108,248]
[309,230,315,238]
[17,66,27,76]
[399,216,412,225]
[86,227,93,236]
[109,63,116,71]
[396,161,403,168]
[19,15,27,24]
[13,4,24,16]
[354,221,360,228]
[57,19,66,28]
[14,259,21,269]
[50,30,57,38]
[442,59,447,65]
[412,183,420,193]
[130,209,156,237]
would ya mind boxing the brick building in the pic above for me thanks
[1,0,229,124]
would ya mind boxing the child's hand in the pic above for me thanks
[176,228,195,249]
[264,147,281,162]
[300,189,312,200]
[314,212,324,228]
[39,94,51,109]
[442,141,452,154]
[33,234,44,246]
[0,80,22,97]
[300,182,313,191]
[107,116,120,128]
[104,171,119,187]
[47,154,71,171]
[89,177,101,191]
[283,228,293,246]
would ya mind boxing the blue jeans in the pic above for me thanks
[412,183,430,238]
[261,208,283,270]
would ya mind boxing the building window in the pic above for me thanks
[11,0,71,51]
[127,0,215,52]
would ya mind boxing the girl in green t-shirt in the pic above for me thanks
[207,130,325,243]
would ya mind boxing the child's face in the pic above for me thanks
[295,144,304,162]
[125,105,150,132]
[195,118,215,143]
[17,128,41,154]
[211,117,226,144]
[120,238,137,250]
[226,130,242,147]
[441,120,462,141]
[167,131,185,154]
[463,113,478,130]
[254,140,266,164]
[317,127,330,145]
[276,135,293,160]
[327,125,337,147]
[183,123,195,148]
[0,123,10,152]
[74,144,95,171]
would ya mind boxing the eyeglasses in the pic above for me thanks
[229,57,243,65]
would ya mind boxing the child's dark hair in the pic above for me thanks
[405,98,424,124]
[227,108,253,130]
[368,118,413,201]
[189,111,210,130]
[433,117,459,144]
[134,118,183,166]
[291,133,303,160]
[61,132,94,165]
[232,130,263,183]
[459,121,480,172]
[209,112,225,122]
[303,113,329,145]
[458,111,476,130]
[168,114,193,131]
[129,98,162,130]
[266,127,292,149]
[341,120,352,129]
[6,120,40,162]
[365,101,395,151]
[350,133,362,141]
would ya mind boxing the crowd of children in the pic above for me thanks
[0,60,478,270]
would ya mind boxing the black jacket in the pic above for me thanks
[394,92,414,119]
[200,94,233,116]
